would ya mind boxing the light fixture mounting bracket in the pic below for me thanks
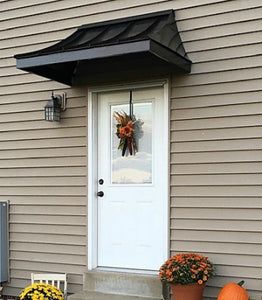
[52,92,67,111]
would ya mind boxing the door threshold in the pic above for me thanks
[94,266,158,276]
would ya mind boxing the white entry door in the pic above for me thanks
[97,86,168,271]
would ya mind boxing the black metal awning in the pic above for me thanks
[15,10,191,86]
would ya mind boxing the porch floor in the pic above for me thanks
[68,291,160,300]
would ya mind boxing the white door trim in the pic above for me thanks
[87,80,170,271]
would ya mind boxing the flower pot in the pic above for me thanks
[170,283,205,300]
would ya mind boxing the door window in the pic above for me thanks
[111,102,153,184]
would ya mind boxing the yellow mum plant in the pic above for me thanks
[19,283,64,300]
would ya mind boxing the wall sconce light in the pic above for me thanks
[44,92,67,122]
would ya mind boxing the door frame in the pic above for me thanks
[87,80,170,271]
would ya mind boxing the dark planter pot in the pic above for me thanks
[170,283,205,300]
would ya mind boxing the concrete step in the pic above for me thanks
[68,291,161,300]
[83,270,162,298]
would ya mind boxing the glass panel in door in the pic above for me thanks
[111,102,153,184]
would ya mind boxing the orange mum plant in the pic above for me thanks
[159,253,215,285]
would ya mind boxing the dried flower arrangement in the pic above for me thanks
[114,111,143,156]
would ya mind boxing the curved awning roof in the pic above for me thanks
[15,10,191,86]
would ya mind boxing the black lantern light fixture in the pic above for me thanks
[44,92,67,122]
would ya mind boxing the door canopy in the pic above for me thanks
[15,10,191,86]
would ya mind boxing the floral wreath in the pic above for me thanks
[114,111,138,156]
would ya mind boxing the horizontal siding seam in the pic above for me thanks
[10,213,86,216]
[170,227,262,233]
[170,196,262,199]
[172,125,262,132]
[170,239,262,245]
[175,4,262,20]
[2,175,86,178]
[0,0,111,16]
[2,28,262,51]
[0,156,85,160]
[0,0,169,27]
[180,17,262,34]
[0,85,81,94]
[171,161,262,165]
[172,77,262,89]
[189,62,262,75]
[171,138,262,143]
[171,183,262,186]
[9,240,86,246]
[187,53,262,64]
[10,250,86,255]
[2,5,261,44]
[171,136,262,143]
[0,126,85,132]
[170,240,262,246]
[171,205,262,209]
[171,90,262,101]
[10,223,85,226]
[0,5,260,36]
[1,194,86,196]
[9,259,85,266]
[171,112,262,121]
[0,167,86,170]
[0,0,61,12]
[0,135,86,141]
[0,0,229,21]
[171,172,262,176]
[10,203,86,206]
[0,96,86,104]
[10,241,84,246]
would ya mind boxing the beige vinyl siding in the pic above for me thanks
[0,12,88,292]
[0,0,261,299]
[0,91,87,294]
[170,1,262,299]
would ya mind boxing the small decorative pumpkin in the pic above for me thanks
[217,281,249,300]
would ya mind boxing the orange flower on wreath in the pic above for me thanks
[119,121,134,138]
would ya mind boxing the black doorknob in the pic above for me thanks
[99,179,104,185]
[97,191,104,197]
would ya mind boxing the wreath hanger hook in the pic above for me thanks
[129,90,133,117]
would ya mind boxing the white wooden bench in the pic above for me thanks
[31,273,68,300]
